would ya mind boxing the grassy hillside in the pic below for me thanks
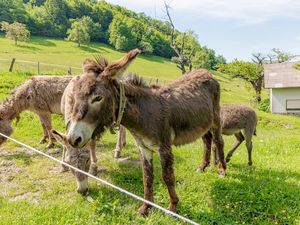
[0,37,300,225]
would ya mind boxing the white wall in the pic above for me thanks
[271,88,300,113]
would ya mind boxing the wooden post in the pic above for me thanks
[68,67,72,75]
[37,62,40,75]
[9,58,16,72]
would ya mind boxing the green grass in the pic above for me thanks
[0,36,300,225]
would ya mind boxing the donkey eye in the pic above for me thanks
[92,96,102,103]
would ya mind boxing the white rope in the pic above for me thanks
[0,132,199,225]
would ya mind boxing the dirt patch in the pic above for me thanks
[9,191,40,204]
[115,157,140,166]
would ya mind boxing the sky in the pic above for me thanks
[106,0,300,62]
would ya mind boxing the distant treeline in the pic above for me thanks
[0,0,226,69]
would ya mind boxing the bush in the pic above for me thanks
[258,98,270,112]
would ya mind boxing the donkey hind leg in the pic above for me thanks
[89,138,98,176]
[39,121,49,144]
[225,132,245,163]
[38,113,55,149]
[244,131,253,166]
[114,125,126,158]
[60,146,69,172]
[211,128,226,176]
[159,146,179,212]
[198,132,212,172]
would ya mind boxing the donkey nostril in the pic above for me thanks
[74,136,82,147]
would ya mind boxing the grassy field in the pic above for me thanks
[0,36,300,225]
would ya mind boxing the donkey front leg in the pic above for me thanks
[38,113,55,149]
[138,146,154,215]
[198,131,212,172]
[89,138,98,175]
[159,146,179,212]
[60,146,69,172]
[114,125,126,158]
[226,132,244,163]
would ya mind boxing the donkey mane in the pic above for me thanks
[93,55,109,72]
[121,73,152,98]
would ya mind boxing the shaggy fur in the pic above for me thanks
[0,76,72,148]
[65,49,226,215]
[199,104,258,170]
[221,104,257,166]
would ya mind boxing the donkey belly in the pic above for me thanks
[173,123,212,146]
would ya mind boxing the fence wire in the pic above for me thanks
[0,132,199,225]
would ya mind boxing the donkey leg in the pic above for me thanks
[159,146,179,212]
[60,146,69,172]
[137,146,154,215]
[89,138,98,175]
[38,113,55,148]
[244,131,253,166]
[226,132,244,163]
[114,125,126,158]
[39,121,49,144]
[211,128,226,176]
[198,132,212,172]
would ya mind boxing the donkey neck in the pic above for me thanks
[0,95,29,121]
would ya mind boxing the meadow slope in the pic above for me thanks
[0,36,299,225]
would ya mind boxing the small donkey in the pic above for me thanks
[199,104,257,172]
[221,104,257,166]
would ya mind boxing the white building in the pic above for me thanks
[264,62,300,114]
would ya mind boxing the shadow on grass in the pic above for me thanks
[79,44,109,53]
[3,152,32,165]
[184,164,300,224]
[17,45,40,51]
[30,38,56,47]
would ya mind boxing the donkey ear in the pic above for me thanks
[101,49,141,80]
[83,59,100,74]
[51,129,68,146]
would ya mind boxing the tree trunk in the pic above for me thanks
[78,42,81,47]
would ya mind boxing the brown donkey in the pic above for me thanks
[62,49,226,215]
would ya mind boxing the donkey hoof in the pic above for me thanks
[197,167,205,173]
[225,157,231,163]
[218,170,226,177]
[138,204,151,216]
[46,143,55,149]
[114,150,121,158]
[169,204,177,213]
[89,164,98,176]
[60,165,69,173]
[39,138,47,144]
[248,161,253,167]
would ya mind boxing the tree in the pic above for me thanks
[1,21,30,45]
[164,1,192,74]
[66,16,92,47]
[218,60,263,103]
[267,48,297,63]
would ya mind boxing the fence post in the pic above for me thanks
[68,67,72,75]
[37,62,40,75]
[9,58,16,72]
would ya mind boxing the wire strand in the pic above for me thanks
[0,132,199,225]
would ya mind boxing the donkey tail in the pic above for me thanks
[253,128,257,136]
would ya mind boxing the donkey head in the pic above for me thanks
[66,49,141,148]
[0,116,13,145]
[51,130,91,195]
